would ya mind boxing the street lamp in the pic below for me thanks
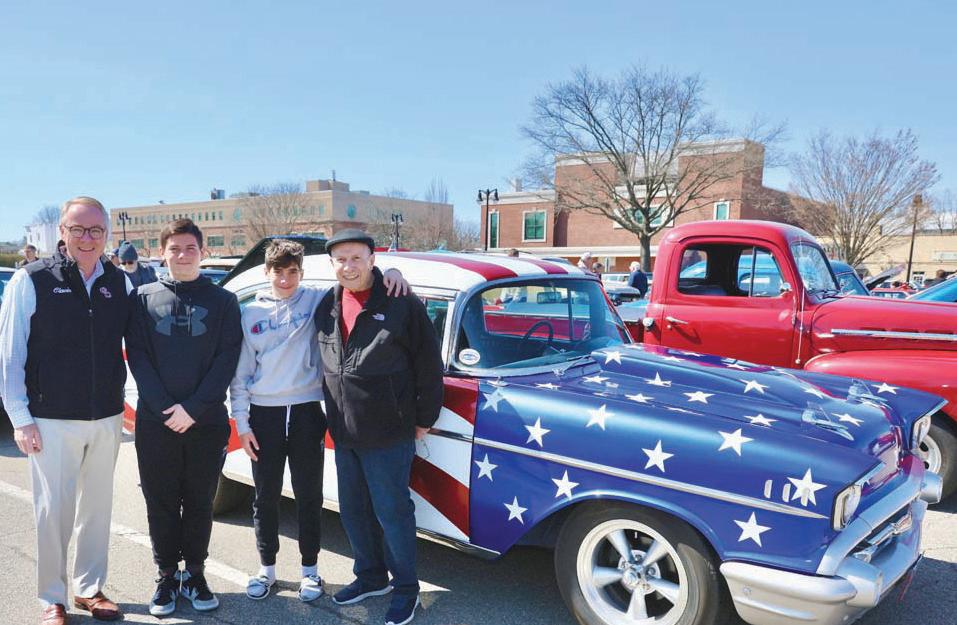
[905,194,923,284]
[388,213,404,251]
[477,188,498,252]
[116,211,131,243]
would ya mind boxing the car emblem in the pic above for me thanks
[458,348,481,366]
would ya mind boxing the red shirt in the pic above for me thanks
[340,288,371,344]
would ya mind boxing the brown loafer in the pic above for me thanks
[40,603,67,625]
[74,591,122,621]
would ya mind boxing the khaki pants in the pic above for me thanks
[29,414,122,607]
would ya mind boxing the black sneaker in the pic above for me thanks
[180,570,220,611]
[149,572,179,616]
[332,579,393,605]
[385,594,420,625]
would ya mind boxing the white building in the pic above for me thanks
[25,222,59,254]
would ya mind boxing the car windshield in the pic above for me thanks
[910,277,957,303]
[454,278,629,371]
[791,243,839,293]
[835,270,869,295]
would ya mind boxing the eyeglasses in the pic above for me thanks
[65,225,106,240]
[121,260,137,266]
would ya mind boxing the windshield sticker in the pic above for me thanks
[459,348,481,366]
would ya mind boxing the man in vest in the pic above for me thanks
[0,197,131,624]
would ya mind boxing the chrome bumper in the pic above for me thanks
[721,475,935,625]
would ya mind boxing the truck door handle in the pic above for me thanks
[665,316,689,326]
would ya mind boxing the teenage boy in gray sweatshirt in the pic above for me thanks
[229,239,408,602]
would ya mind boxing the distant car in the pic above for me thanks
[0,266,15,303]
[909,275,957,303]
[870,287,912,299]
[829,260,869,296]
[601,272,629,284]
[199,268,229,283]
[602,282,643,305]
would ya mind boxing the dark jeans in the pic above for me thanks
[336,439,419,596]
[135,418,230,572]
[249,402,326,567]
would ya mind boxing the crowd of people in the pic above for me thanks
[0,196,442,625]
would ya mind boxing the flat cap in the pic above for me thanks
[326,228,376,254]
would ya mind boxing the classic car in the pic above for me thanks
[910,275,957,303]
[123,251,943,625]
[829,260,869,296]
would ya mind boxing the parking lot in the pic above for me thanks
[1,419,956,625]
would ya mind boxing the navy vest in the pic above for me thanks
[24,255,131,420]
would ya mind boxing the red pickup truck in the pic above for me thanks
[625,220,957,497]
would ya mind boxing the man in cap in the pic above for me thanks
[314,229,443,625]
[117,241,158,288]
[16,244,39,268]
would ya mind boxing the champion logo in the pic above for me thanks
[52,287,72,294]
[99,286,112,299]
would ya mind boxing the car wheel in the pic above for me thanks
[920,414,957,500]
[555,503,728,625]
[212,474,251,515]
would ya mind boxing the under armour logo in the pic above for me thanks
[155,305,209,336]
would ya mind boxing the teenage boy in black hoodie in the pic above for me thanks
[127,218,242,617]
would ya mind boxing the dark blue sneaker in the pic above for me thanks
[332,579,393,605]
[149,572,179,616]
[180,570,220,611]
[385,594,420,625]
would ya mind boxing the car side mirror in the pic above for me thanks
[779,282,792,294]
[642,317,655,329]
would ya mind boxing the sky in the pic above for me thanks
[1,0,955,242]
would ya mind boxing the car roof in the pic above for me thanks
[664,220,819,249]
[829,260,854,273]
[226,250,587,294]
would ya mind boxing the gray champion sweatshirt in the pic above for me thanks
[229,285,327,434]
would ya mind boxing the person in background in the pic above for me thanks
[118,241,158,288]
[56,240,67,257]
[923,269,948,288]
[628,261,649,298]
[108,248,121,267]
[126,218,242,617]
[506,248,519,258]
[16,244,39,268]
[592,262,604,279]
[577,251,594,272]
[0,196,131,625]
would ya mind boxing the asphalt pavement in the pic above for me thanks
[1,419,956,625]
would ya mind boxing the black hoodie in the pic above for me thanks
[127,274,242,426]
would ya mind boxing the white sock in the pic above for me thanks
[259,565,276,581]
[302,564,318,579]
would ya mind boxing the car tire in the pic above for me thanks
[554,502,728,625]
[212,474,251,515]
[921,414,957,500]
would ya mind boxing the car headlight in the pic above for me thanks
[833,483,862,530]
[912,415,932,449]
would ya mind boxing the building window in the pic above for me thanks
[148,238,158,248]
[231,236,246,247]
[207,235,225,247]
[233,208,242,221]
[488,211,499,249]
[130,239,145,249]
[522,211,546,242]
[318,203,326,217]
[347,204,357,219]
[714,201,731,220]
[219,211,224,221]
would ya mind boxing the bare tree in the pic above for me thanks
[789,129,939,266]
[521,66,784,270]
[34,205,60,225]
[239,182,323,242]
[364,180,459,251]
[928,189,957,234]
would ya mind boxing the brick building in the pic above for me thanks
[110,178,453,257]
[481,140,795,271]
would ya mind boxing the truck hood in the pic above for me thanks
[811,296,957,354]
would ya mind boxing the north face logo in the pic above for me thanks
[155,305,209,336]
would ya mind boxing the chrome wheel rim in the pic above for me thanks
[576,520,688,625]
[920,434,942,475]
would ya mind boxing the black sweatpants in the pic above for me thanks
[135,418,230,572]
[249,401,326,567]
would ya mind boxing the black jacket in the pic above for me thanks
[127,274,242,426]
[126,262,158,288]
[24,253,132,420]
[314,268,444,449]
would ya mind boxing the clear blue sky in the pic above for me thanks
[1,0,954,242]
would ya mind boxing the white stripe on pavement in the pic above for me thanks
[0,478,448,593]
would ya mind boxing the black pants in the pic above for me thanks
[135,418,230,572]
[249,402,326,567]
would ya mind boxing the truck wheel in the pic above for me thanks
[920,415,957,500]
[554,503,728,625]
[212,474,251,516]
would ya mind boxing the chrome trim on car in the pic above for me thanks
[426,428,474,444]
[830,328,957,341]
[415,528,500,560]
[474,437,827,520]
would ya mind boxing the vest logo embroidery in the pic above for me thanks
[99,286,112,299]
[155,305,209,337]
[53,287,72,294]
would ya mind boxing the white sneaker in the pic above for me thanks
[246,573,275,600]
[299,574,324,602]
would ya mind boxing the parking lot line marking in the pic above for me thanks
[0,477,449,593]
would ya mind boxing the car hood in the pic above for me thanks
[811,296,957,353]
